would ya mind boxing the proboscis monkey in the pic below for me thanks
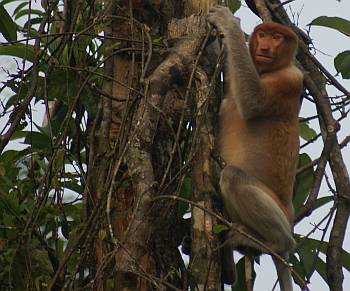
[207,6,303,291]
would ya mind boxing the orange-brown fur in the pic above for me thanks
[250,22,299,74]
[208,6,303,290]
[219,65,302,221]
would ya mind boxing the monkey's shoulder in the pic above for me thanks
[283,65,303,84]
[261,66,303,98]
[268,66,302,84]
[262,65,302,82]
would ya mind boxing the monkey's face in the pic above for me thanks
[254,30,284,65]
[249,23,298,74]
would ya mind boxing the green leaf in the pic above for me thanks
[299,121,317,141]
[291,236,320,284]
[227,0,241,13]
[32,249,53,273]
[64,180,84,195]
[334,50,350,79]
[294,153,314,211]
[0,43,35,62]
[213,224,230,234]
[1,0,23,5]
[232,257,256,291]
[297,239,316,275]
[12,1,27,17]
[0,4,17,41]
[0,149,27,185]
[341,249,350,272]
[290,253,307,281]
[52,148,65,173]
[10,130,28,140]
[15,9,43,20]
[0,149,24,164]
[315,257,327,282]
[41,68,84,104]
[23,17,42,29]
[0,192,20,216]
[314,196,333,209]
[3,212,15,225]
[64,203,82,222]
[178,176,191,217]
[309,16,350,37]
[292,237,350,285]
[23,131,51,150]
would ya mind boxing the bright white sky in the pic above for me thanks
[0,1,349,290]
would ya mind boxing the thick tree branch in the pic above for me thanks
[113,14,208,276]
[254,0,272,21]
[295,132,335,222]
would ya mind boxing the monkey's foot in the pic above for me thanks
[227,223,267,255]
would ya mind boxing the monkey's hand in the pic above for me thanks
[207,5,241,36]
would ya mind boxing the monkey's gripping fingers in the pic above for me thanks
[207,5,241,36]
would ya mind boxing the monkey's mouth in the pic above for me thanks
[256,54,272,60]
[255,55,273,62]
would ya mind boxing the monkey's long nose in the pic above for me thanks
[258,47,270,55]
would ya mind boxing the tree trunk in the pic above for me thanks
[190,67,222,291]
[85,0,223,290]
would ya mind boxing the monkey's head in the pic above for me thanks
[249,22,298,74]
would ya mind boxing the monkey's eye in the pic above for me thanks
[272,33,284,41]
[257,31,267,38]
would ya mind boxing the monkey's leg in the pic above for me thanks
[225,222,270,253]
[221,243,236,285]
[273,254,293,291]
[224,223,294,290]
[220,165,295,254]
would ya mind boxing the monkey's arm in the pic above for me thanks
[207,6,264,119]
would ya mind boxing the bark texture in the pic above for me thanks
[86,1,223,290]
